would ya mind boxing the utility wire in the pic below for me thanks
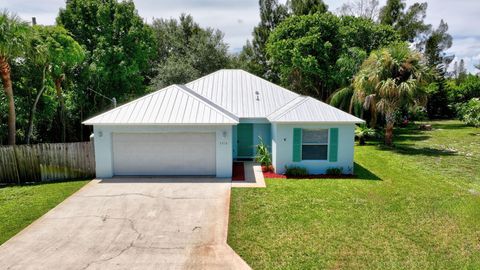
[86,87,117,107]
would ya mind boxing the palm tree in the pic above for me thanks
[0,12,29,145]
[353,42,429,146]
[329,85,378,128]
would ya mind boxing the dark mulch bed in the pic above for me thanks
[232,162,245,181]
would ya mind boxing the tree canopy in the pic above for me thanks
[266,13,399,100]
[57,0,156,105]
[150,14,230,88]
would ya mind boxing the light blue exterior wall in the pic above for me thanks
[92,121,356,178]
[93,125,233,178]
[232,118,271,158]
[271,123,356,174]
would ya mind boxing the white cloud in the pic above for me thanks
[446,37,480,72]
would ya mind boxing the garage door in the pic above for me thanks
[112,133,216,176]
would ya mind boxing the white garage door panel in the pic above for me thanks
[113,133,216,175]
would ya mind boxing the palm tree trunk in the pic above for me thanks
[55,75,66,142]
[359,136,366,146]
[26,66,47,144]
[0,57,16,145]
[384,112,395,146]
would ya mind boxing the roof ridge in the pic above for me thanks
[267,96,308,121]
[175,84,239,122]
[237,69,301,99]
[184,69,224,88]
[186,69,301,101]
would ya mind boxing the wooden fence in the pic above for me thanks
[0,142,95,184]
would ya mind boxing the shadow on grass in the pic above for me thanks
[377,144,457,157]
[393,134,431,142]
[354,163,382,181]
[430,122,469,130]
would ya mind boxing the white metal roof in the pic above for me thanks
[186,69,299,118]
[83,69,364,125]
[83,84,239,125]
[267,96,364,123]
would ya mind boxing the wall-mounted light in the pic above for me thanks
[222,131,227,138]
[98,131,103,137]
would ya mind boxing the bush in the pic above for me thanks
[326,167,343,175]
[355,124,376,145]
[457,98,480,127]
[255,136,272,168]
[285,166,308,178]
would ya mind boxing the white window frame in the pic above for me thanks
[301,129,329,161]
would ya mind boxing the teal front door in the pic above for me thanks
[237,123,253,157]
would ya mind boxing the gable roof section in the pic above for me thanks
[268,96,364,123]
[186,69,299,118]
[83,85,239,125]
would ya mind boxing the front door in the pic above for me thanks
[237,123,253,157]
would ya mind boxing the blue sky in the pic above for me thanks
[1,0,478,72]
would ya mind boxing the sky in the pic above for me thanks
[1,0,479,72]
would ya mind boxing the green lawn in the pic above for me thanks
[228,120,480,269]
[0,180,89,244]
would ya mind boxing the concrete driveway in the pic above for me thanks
[0,178,250,270]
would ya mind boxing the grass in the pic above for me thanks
[228,120,480,269]
[0,180,89,244]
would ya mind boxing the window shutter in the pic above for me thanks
[292,128,302,162]
[329,128,339,162]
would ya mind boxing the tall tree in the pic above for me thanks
[418,20,454,118]
[247,0,288,79]
[353,42,429,145]
[287,0,328,15]
[0,12,29,145]
[338,0,380,20]
[379,0,430,42]
[150,14,229,88]
[458,59,467,82]
[25,26,84,143]
[267,13,399,101]
[420,20,452,68]
[379,0,405,26]
[57,0,156,124]
[267,13,342,100]
[453,61,459,79]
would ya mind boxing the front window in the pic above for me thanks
[302,129,328,160]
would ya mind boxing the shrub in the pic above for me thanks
[355,124,376,145]
[457,98,480,127]
[326,167,343,175]
[285,166,308,178]
[255,136,272,168]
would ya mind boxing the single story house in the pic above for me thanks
[83,69,364,178]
